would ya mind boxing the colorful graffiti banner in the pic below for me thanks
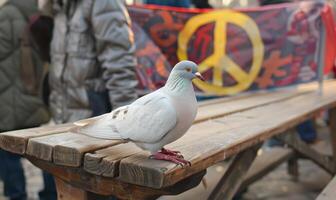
[128,1,336,96]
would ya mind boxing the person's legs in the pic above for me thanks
[0,149,27,200]
[38,172,57,200]
[296,119,317,143]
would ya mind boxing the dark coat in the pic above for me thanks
[0,0,50,131]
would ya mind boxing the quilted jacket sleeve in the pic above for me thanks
[91,0,138,109]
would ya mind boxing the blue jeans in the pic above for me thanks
[0,149,56,200]
[296,119,317,143]
[39,172,57,200]
[0,150,26,200]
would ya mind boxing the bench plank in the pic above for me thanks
[0,123,74,154]
[27,132,78,162]
[317,176,336,200]
[118,81,336,188]
[84,143,140,177]
[195,90,310,123]
[27,132,122,166]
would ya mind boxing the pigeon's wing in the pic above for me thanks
[75,93,177,143]
[119,94,177,143]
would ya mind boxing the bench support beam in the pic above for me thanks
[238,147,294,193]
[55,178,110,200]
[208,144,262,200]
[276,131,335,174]
[287,156,299,181]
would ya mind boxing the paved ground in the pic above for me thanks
[0,125,332,200]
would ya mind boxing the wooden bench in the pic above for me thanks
[1,80,336,200]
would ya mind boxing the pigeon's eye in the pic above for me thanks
[186,68,191,72]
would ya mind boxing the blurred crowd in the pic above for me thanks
[0,0,335,200]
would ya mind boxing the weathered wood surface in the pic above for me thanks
[118,81,336,188]
[27,132,122,167]
[316,176,336,200]
[208,144,262,200]
[195,90,310,123]
[84,143,140,177]
[0,123,74,154]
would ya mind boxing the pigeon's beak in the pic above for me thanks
[194,72,205,81]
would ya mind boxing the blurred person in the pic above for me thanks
[45,1,139,197]
[47,0,138,123]
[0,0,56,200]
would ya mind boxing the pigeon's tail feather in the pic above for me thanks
[73,113,109,126]
[73,114,123,140]
[76,123,123,140]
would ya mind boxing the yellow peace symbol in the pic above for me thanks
[178,10,264,95]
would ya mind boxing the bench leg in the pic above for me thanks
[55,178,110,200]
[287,156,299,181]
[208,144,262,200]
[329,108,336,172]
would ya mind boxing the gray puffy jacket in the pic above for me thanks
[0,0,50,131]
[49,0,138,123]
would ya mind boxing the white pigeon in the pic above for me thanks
[74,60,204,165]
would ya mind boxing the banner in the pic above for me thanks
[128,1,335,96]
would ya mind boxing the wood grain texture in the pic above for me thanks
[118,81,336,188]
[196,79,320,108]
[27,132,78,161]
[84,143,140,177]
[316,176,336,200]
[0,123,74,154]
[27,132,122,166]
[195,90,311,123]
[53,135,122,167]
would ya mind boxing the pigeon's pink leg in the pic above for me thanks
[151,152,191,166]
[160,148,184,158]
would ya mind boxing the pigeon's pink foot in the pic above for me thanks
[160,148,184,158]
[150,152,191,167]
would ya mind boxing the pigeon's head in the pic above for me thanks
[172,60,204,81]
